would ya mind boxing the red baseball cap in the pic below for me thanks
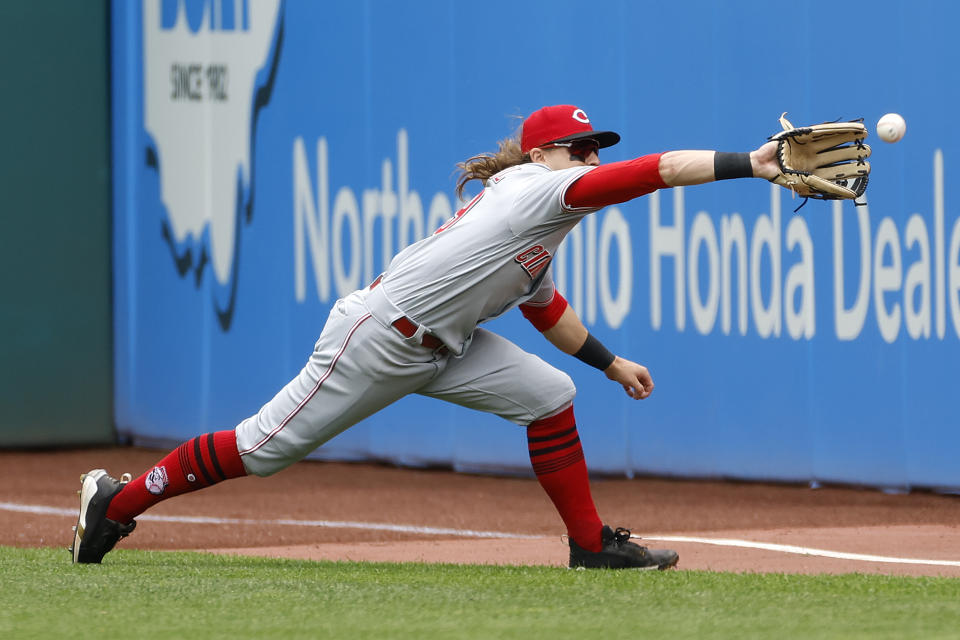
[520,105,621,154]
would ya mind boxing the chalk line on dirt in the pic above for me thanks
[6,501,960,567]
[642,535,960,567]
[0,501,542,539]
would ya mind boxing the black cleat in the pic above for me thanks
[70,469,136,564]
[569,525,679,570]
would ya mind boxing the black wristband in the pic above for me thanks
[573,333,616,371]
[714,152,754,180]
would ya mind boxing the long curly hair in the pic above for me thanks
[455,132,530,199]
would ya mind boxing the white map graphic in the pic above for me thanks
[143,0,282,285]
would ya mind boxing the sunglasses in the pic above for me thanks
[543,138,600,158]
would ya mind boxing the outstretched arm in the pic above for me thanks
[658,141,780,186]
[564,141,780,209]
[541,305,654,401]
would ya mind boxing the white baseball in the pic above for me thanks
[877,113,906,143]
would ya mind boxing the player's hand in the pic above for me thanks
[603,356,654,400]
[750,140,780,181]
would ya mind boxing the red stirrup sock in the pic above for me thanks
[106,430,247,524]
[527,406,604,552]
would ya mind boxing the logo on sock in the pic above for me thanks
[145,465,169,495]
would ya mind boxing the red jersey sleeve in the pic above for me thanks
[564,153,668,210]
[519,289,569,332]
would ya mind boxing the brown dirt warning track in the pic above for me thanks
[3,447,960,577]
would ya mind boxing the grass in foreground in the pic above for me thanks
[3,546,960,639]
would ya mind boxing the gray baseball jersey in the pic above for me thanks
[381,163,596,354]
[236,162,599,476]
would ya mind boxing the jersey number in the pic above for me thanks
[434,192,483,234]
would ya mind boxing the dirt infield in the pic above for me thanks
[3,447,960,577]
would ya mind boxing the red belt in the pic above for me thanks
[369,275,446,352]
[390,316,445,350]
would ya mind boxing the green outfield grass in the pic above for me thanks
[3,546,959,639]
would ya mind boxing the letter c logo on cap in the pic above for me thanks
[572,108,590,123]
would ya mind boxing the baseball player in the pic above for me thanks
[72,105,866,568]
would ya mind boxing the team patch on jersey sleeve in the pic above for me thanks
[515,244,552,279]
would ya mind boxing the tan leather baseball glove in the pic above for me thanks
[769,113,871,200]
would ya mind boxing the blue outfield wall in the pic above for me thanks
[112,0,960,489]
